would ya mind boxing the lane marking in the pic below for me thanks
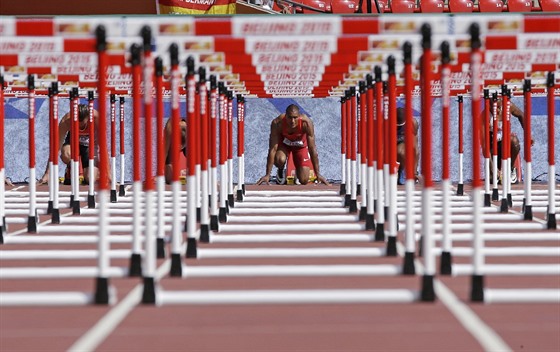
[67,259,172,352]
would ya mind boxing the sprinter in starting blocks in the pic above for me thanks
[256,104,329,186]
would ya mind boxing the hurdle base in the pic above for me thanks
[88,195,96,209]
[236,189,244,202]
[210,215,219,231]
[129,253,143,277]
[226,200,230,214]
[156,238,166,259]
[386,236,397,256]
[27,216,37,233]
[141,277,156,304]
[365,214,375,231]
[196,207,201,223]
[418,236,423,257]
[470,274,485,302]
[72,200,81,215]
[228,194,235,207]
[349,199,358,213]
[69,195,74,209]
[421,275,436,302]
[456,183,464,196]
[440,251,452,275]
[51,208,60,224]
[402,252,415,275]
[200,224,210,243]
[242,184,246,195]
[0,219,5,244]
[2,215,7,233]
[339,183,346,195]
[356,184,361,195]
[507,193,513,208]
[492,188,499,201]
[219,207,227,223]
[94,277,110,305]
[110,190,117,203]
[186,237,197,258]
[359,206,367,221]
[500,198,509,213]
[547,213,557,230]
[47,200,53,215]
[170,253,182,277]
[118,184,126,197]
[484,194,491,207]
[374,223,384,242]
[344,194,350,207]
[523,205,533,221]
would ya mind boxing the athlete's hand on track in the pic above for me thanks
[316,174,330,186]
[4,178,13,187]
[38,174,49,185]
[256,175,270,185]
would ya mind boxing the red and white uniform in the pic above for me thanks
[278,117,313,169]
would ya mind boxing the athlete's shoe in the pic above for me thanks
[276,167,286,185]
[510,167,518,184]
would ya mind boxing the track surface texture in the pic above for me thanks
[1,181,559,352]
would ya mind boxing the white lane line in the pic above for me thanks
[434,282,512,351]
[396,242,511,351]
[67,259,171,352]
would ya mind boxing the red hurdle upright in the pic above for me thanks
[185,56,198,258]
[546,72,557,230]
[155,56,166,258]
[0,75,5,242]
[27,75,37,233]
[523,79,533,220]
[199,67,211,243]
[50,82,60,224]
[374,66,385,242]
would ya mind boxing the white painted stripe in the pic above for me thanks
[242,196,343,202]
[211,233,374,243]
[198,247,385,258]
[158,289,418,305]
[181,264,402,278]
[452,264,560,276]
[229,207,350,215]
[234,201,344,208]
[0,266,129,279]
[218,223,365,232]
[4,235,133,244]
[484,289,560,303]
[0,292,95,306]
[0,249,135,260]
[434,281,512,352]
[36,224,172,233]
[67,259,172,352]
[433,246,560,257]
[244,190,340,196]
[225,214,360,223]
[432,233,560,242]
[400,222,547,231]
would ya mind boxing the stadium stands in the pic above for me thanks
[478,0,505,12]
[419,0,445,12]
[506,0,532,12]
[539,0,560,11]
[448,0,474,12]
[389,0,416,12]
[331,0,359,13]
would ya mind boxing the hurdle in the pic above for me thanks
[0,75,5,243]
[1,15,559,310]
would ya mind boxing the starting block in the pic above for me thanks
[285,153,317,185]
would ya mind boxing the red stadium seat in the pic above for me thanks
[539,0,560,11]
[448,0,474,12]
[331,0,358,13]
[295,0,331,13]
[506,0,532,12]
[419,0,445,12]
[478,0,504,12]
[390,0,416,13]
